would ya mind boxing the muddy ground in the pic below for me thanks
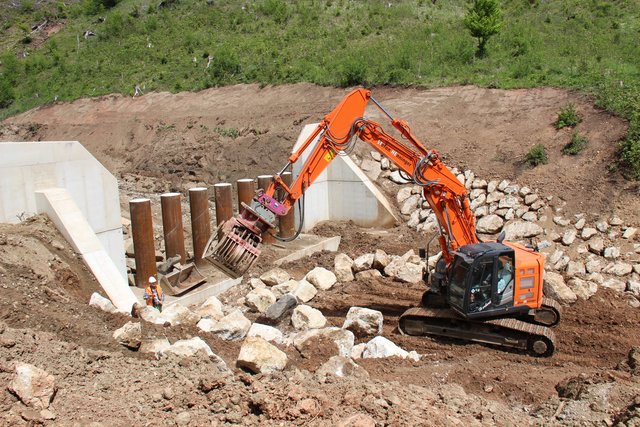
[1,84,639,425]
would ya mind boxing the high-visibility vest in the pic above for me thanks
[144,286,163,306]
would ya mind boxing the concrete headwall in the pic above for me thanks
[291,124,398,231]
[0,141,126,279]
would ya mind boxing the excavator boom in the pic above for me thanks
[206,89,479,277]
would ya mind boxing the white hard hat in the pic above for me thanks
[148,276,157,284]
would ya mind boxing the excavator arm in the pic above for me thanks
[206,88,478,277]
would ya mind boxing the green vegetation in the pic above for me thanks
[463,0,503,57]
[0,0,639,177]
[526,144,548,166]
[555,103,581,129]
[215,127,239,139]
[562,131,588,155]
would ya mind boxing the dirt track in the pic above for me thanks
[1,84,640,425]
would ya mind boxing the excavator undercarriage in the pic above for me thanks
[399,306,556,357]
[403,289,561,357]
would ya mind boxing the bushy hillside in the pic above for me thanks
[0,0,639,176]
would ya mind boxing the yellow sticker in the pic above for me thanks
[324,149,336,162]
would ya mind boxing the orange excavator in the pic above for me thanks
[204,89,560,357]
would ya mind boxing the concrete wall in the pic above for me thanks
[291,124,398,231]
[0,141,126,279]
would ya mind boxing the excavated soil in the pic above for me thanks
[1,84,640,425]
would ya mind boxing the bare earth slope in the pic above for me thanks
[1,84,639,425]
[2,83,638,221]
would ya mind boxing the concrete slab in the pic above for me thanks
[35,188,137,313]
[272,234,341,266]
[0,141,126,279]
[291,124,398,231]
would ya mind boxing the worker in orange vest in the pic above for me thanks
[143,276,164,312]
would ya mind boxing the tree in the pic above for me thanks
[463,0,503,57]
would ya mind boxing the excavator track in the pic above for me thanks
[534,297,562,327]
[399,307,556,357]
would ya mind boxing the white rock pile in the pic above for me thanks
[360,150,640,307]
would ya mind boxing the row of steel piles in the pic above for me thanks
[128,173,295,287]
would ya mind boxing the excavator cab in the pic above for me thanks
[446,243,524,320]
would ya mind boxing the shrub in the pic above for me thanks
[0,77,15,108]
[463,0,503,57]
[215,127,239,138]
[562,131,588,155]
[620,125,640,179]
[555,103,581,129]
[526,144,548,166]
[338,58,366,87]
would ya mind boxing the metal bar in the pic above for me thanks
[278,171,295,238]
[214,183,233,240]
[257,175,275,244]
[160,192,186,264]
[236,178,255,212]
[189,187,211,266]
[129,198,157,288]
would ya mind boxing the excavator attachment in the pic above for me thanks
[203,203,274,278]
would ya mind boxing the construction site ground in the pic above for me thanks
[1,84,639,425]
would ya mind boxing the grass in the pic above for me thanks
[555,103,581,129]
[526,144,547,166]
[0,0,639,177]
[562,131,588,155]
[215,127,239,139]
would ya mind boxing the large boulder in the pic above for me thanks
[603,247,621,260]
[161,337,214,358]
[353,254,374,273]
[355,269,383,281]
[265,293,298,320]
[194,296,224,320]
[247,323,284,344]
[293,327,355,358]
[89,292,118,314]
[503,221,543,240]
[601,278,626,293]
[361,336,408,359]
[342,307,383,337]
[400,194,421,215]
[259,268,291,286]
[203,309,251,341]
[306,267,337,290]
[334,253,355,282]
[567,278,597,300]
[316,356,369,382]
[603,262,633,277]
[476,215,504,234]
[9,363,56,409]
[291,305,327,330]
[245,288,277,313]
[383,258,423,284]
[237,337,287,374]
[272,279,299,298]
[113,321,142,349]
[293,279,317,303]
[159,304,201,326]
[139,337,171,355]
[582,228,598,240]
[372,249,391,270]
[544,271,577,304]
[139,306,165,325]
